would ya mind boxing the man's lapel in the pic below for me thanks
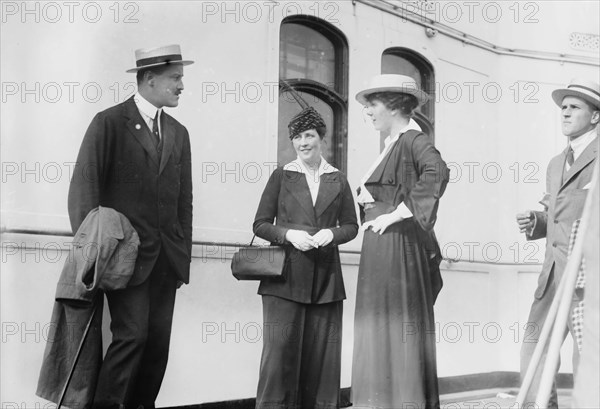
[561,136,598,190]
[123,97,160,166]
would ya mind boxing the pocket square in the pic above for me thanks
[582,182,591,190]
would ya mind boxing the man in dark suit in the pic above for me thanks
[516,79,599,409]
[68,44,194,409]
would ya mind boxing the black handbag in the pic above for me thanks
[231,235,286,281]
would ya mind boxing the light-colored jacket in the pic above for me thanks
[55,206,140,303]
[529,137,598,299]
[36,206,139,406]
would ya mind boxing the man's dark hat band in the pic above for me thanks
[136,54,183,68]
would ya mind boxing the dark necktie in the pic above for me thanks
[151,111,160,148]
[566,146,574,167]
[563,146,574,183]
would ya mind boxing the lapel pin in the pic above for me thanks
[135,124,141,130]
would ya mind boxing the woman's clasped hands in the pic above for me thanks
[285,229,334,251]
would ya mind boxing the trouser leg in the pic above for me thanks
[93,279,150,408]
[255,296,343,409]
[300,301,343,409]
[256,296,305,409]
[128,251,178,409]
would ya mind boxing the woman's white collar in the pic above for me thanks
[283,157,338,175]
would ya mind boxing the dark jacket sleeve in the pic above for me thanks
[403,133,449,231]
[68,113,109,233]
[253,168,289,245]
[178,128,193,256]
[330,177,358,245]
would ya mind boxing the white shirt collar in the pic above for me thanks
[569,128,597,161]
[383,118,422,147]
[283,156,338,175]
[134,92,161,121]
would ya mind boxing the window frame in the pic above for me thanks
[278,15,349,172]
[382,47,436,140]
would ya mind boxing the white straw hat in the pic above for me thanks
[356,74,429,106]
[126,44,194,73]
[551,79,600,110]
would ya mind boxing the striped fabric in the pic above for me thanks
[567,219,586,353]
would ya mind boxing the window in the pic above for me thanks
[382,48,435,139]
[278,16,348,171]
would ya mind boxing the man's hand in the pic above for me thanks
[516,211,534,234]
[285,229,317,251]
[311,229,334,248]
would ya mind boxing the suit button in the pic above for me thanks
[387,178,394,183]
[552,242,557,247]
[554,219,558,224]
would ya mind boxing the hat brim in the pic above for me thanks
[356,86,429,106]
[552,88,600,110]
[126,60,194,73]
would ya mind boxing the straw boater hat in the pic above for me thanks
[551,79,600,110]
[355,74,429,106]
[126,44,194,73]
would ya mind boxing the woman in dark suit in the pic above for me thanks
[253,106,358,409]
[351,75,449,409]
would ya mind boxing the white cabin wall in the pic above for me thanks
[2,0,598,406]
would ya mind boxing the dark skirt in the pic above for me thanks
[351,207,440,409]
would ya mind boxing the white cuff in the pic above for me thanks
[395,202,413,219]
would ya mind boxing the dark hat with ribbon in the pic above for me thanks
[280,79,327,139]
[126,44,194,73]
[288,106,327,139]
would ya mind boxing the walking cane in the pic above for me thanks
[515,265,568,406]
[57,304,98,409]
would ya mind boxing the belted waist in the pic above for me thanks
[362,201,397,222]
